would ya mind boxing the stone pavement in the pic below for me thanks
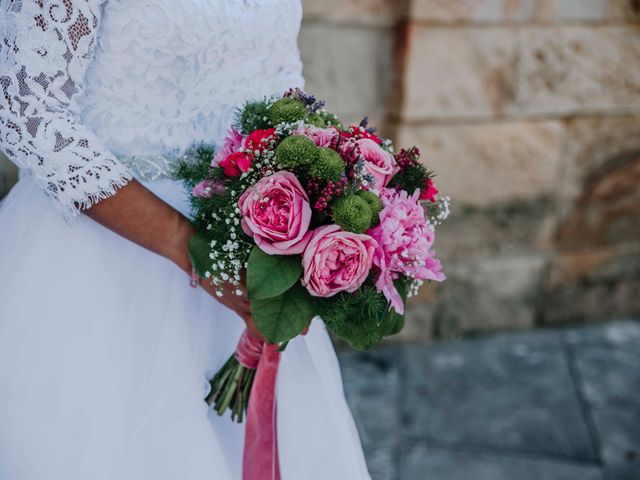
[338,320,640,480]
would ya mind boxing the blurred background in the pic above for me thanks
[1,0,639,478]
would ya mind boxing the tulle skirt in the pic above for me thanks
[0,176,371,480]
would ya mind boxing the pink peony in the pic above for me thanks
[368,188,445,314]
[357,138,400,190]
[302,224,377,298]
[212,128,245,167]
[192,179,225,198]
[293,125,339,148]
[238,171,313,255]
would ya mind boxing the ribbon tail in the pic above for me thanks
[242,342,281,480]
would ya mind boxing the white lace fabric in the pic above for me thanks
[0,0,304,220]
[0,0,132,220]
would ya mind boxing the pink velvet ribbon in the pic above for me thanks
[235,329,281,480]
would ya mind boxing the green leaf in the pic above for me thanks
[246,247,302,300]
[188,230,213,278]
[380,279,408,337]
[251,283,315,344]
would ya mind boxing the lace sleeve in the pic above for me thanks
[0,0,132,220]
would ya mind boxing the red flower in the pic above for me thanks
[419,177,438,202]
[244,128,277,152]
[220,151,252,178]
[341,126,382,145]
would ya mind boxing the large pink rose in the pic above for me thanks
[238,171,313,255]
[302,224,377,298]
[357,138,400,190]
[293,125,339,148]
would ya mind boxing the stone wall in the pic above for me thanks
[2,0,639,341]
[300,0,640,340]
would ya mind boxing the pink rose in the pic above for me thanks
[212,128,245,167]
[357,138,399,190]
[293,125,339,148]
[244,128,277,153]
[302,224,377,298]
[192,179,225,198]
[368,188,445,314]
[220,151,252,178]
[238,171,313,255]
[419,177,438,202]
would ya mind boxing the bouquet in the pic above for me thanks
[176,89,449,423]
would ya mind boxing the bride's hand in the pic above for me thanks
[83,180,265,341]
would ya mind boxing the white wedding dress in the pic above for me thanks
[0,1,371,479]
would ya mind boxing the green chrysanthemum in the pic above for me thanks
[238,99,272,134]
[275,135,319,168]
[305,113,327,128]
[308,148,345,182]
[270,98,308,125]
[332,194,372,234]
[356,190,384,226]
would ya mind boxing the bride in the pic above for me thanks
[0,1,372,478]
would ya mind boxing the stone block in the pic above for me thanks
[402,331,598,460]
[399,444,603,480]
[302,0,402,25]
[397,26,520,120]
[556,154,640,249]
[432,198,557,262]
[299,23,392,125]
[540,245,640,324]
[397,25,640,121]
[410,0,640,23]
[394,121,566,207]
[559,115,640,213]
[433,254,547,338]
[515,26,640,117]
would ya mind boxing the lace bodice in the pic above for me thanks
[0,0,304,220]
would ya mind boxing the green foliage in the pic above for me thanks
[321,285,389,351]
[389,162,432,195]
[356,190,384,226]
[379,279,408,336]
[275,135,319,168]
[320,111,344,130]
[237,99,273,134]
[306,113,326,128]
[308,147,345,182]
[251,283,316,344]
[246,247,302,300]
[269,98,308,125]
[173,144,215,188]
[188,231,214,279]
[331,194,372,234]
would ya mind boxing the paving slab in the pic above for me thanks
[399,444,603,480]
[341,349,403,480]
[338,320,640,479]
[565,321,640,480]
[401,331,597,460]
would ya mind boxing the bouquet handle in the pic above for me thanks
[236,329,282,480]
